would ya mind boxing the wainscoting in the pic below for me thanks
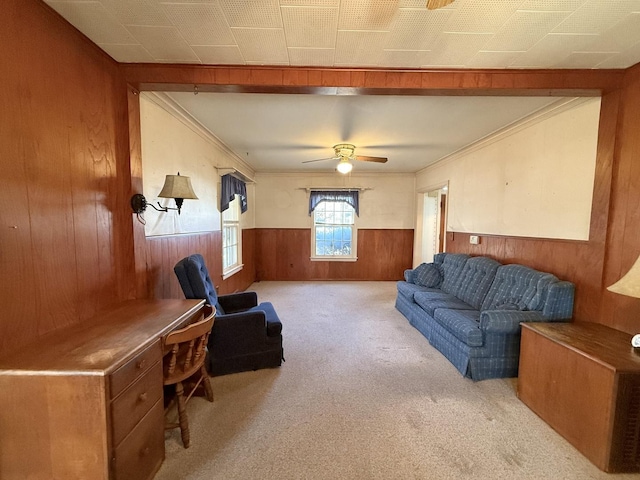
[144,229,256,299]
[255,228,413,281]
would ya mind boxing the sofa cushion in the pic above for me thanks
[440,254,470,294]
[481,264,556,312]
[413,263,443,288]
[448,257,501,310]
[414,291,474,317]
[397,281,442,300]
[433,309,483,347]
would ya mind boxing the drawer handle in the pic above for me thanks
[141,446,150,457]
[138,392,148,403]
[136,359,146,370]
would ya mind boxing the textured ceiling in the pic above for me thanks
[46,0,640,69]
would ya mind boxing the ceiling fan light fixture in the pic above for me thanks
[336,159,353,174]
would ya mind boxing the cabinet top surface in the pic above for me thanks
[522,322,640,373]
[0,299,205,374]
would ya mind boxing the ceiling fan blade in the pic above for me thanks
[354,155,388,163]
[426,0,455,10]
[302,156,339,164]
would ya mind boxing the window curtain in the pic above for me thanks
[220,174,247,213]
[308,190,359,216]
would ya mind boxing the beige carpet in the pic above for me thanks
[156,281,639,480]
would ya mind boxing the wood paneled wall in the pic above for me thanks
[255,229,413,281]
[144,229,256,300]
[599,64,640,333]
[0,0,135,353]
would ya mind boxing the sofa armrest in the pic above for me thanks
[480,310,545,335]
[404,269,414,283]
[218,291,258,313]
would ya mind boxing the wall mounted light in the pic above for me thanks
[131,172,198,216]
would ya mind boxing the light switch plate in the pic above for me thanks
[470,235,480,245]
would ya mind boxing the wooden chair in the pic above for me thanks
[163,304,215,448]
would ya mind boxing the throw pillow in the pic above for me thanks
[413,263,442,288]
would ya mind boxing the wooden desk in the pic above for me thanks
[518,322,640,472]
[0,299,205,480]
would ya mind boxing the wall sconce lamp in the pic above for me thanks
[130,172,198,216]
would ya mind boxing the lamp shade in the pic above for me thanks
[607,255,640,298]
[158,174,198,200]
[336,159,353,174]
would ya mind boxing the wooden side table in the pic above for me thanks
[518,322,640,472]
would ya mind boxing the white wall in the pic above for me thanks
[140,93,255,236]
[416,98,601,241]
[254,173,415,229]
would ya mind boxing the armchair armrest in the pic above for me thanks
[218,291,258,313]
[480,310,545,335]
[210,310,268,356]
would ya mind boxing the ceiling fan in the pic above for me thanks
[426,0,456,10]
[302,144,388,174]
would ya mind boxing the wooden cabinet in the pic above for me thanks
[518,322,640,472]
[0,299,205,480]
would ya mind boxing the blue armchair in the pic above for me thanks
[174,254,283,376]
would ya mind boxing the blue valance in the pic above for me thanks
[308,190,359,216]
[221,174,247,213]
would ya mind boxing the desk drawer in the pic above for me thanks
[111,361,163,447]
[113,399,164,480]
[110,341,161,398]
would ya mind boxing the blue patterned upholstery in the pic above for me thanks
[481,264,556,313]
[395,253,575,381]
[440,254,470,294]
[413,263,443,288]
[449,257,501,309]
[433,309,483,347]
[414,292,474,317]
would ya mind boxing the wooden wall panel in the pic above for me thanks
[143,229,256,302]
[122,65,623,95]
[0,0,135,353]
[255,229,413,281]
[599,64,640,333]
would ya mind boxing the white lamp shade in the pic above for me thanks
[158,174,198,200]
[607,255,640,299]
[336,160,353,174]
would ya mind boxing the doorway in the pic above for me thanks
[418,185,448,265]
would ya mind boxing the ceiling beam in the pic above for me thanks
[121,65,624,97]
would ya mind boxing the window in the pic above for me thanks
[222,195,242,278]
[311,200,357,261]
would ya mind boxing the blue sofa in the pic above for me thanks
[395,253,575,381]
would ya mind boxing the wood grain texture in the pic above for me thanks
[0,0,134,353]
[599,65,640,334]
[144,229,256,301]
[255,229,413,281]
[121,65,623,95]
[519,323,640,472]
